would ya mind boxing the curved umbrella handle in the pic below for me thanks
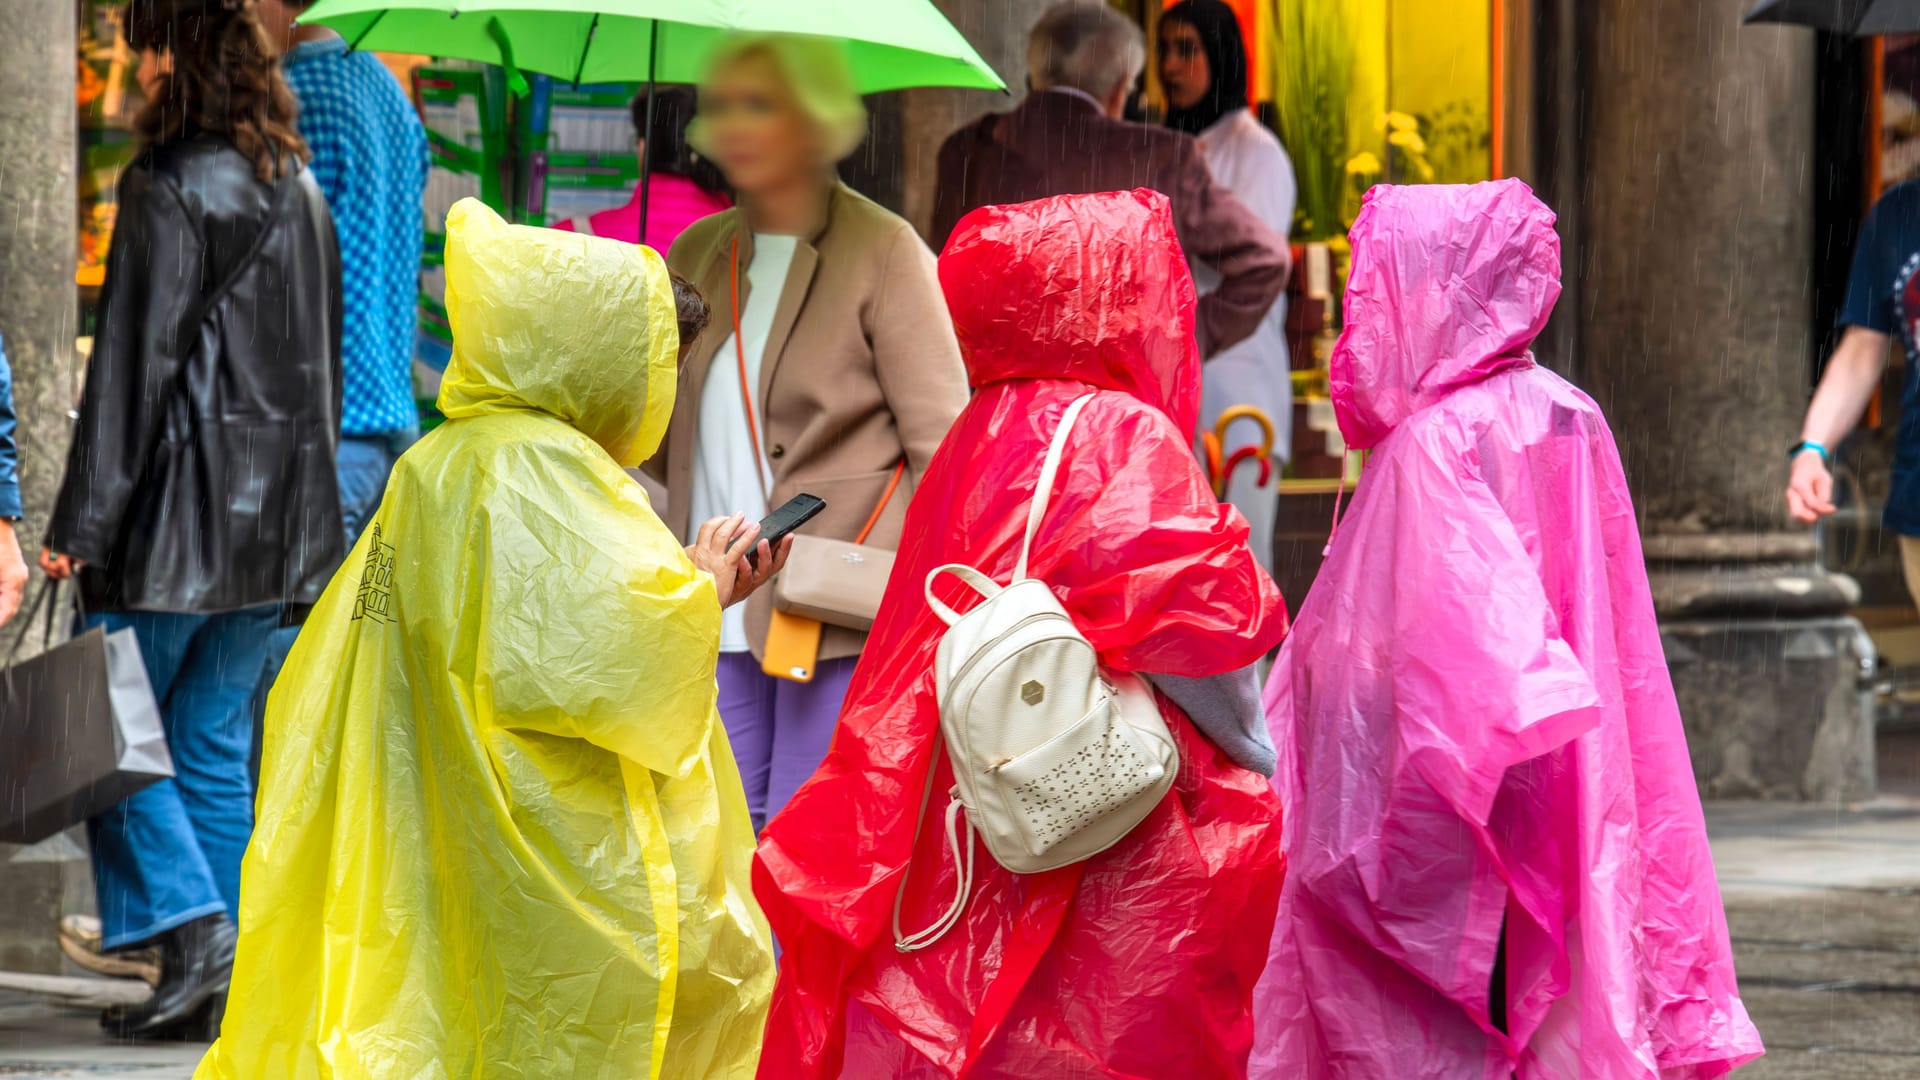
[1202,432,1226,498]
[1222,445,1272,494]
[1213,405,1276,460]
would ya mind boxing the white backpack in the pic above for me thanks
[893,394,1178,953]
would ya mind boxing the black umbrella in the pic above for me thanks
[1744,0,1920,34]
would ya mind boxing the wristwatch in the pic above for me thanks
[1788,440,1832,466]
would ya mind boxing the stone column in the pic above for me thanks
[1579,0,1874,800]
[0,0,82,973]
[899,0,1049,242]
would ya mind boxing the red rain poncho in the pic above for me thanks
[1253,180,1763,1079]
[754,189,1290,1079]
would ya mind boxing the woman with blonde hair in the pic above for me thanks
[654,34,969,829]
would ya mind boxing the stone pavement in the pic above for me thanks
[0,1002,201,1077]
[2,739,1918,1078]
[1706,730,1920,1079]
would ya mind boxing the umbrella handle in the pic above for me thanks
[1214,406,1275,459]
[1203,432,1225,498]
[1222,445,1271,493]
[637,21,659,248]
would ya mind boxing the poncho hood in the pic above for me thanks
[940,188,1204,438]
[1332,179,1561,449]
[437,198,678,468]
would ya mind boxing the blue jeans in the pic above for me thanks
[250,431,414,783]
[86,607,281,949]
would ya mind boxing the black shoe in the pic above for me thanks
[101,993,226,1042]
[102,914,235,1039]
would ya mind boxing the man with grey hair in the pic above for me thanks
[931,0,1288,360]
[1025,2,1147,114]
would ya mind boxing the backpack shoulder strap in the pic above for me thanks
[1014,393,1096,582]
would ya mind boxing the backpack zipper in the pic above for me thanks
[939,611,1067,716]
[943,628,1099,782]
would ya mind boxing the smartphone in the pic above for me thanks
[746,493,826,567]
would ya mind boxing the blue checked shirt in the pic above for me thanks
[283,38,428,437]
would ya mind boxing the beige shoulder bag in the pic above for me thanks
[772,463,905,633]
[724,239,906,685]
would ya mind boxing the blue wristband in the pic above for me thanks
[1789,440,1831,465]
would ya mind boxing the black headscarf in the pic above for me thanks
[1162,0,1250,137]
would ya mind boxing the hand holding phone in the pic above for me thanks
[746,494,826,568]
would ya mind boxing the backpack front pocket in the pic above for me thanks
[988,692,1167,865]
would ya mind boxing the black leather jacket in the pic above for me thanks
[49,134,346,614]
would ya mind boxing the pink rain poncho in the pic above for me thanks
[1254,180,1763,1079]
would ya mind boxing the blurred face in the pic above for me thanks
[1159,20,1210,111]
[699,50,821,195]
[136,48,173,99]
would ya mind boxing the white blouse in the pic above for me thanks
[689,233,799,653]
[1191,109,1298,462]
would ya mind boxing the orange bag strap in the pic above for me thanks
[730,237,773,508]
[733,235,907,540]
[855,462,907,545]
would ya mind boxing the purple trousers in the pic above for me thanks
[715,652,859,829]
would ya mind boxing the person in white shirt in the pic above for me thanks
[1161,0,1297,569]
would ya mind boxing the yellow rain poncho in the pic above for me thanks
[197,199,774,1079]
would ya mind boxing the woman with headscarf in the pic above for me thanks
[196,199,780,1079]
[655,34,968,829]
[754,189,1290,1079]
[1253,180,1763,1078]
[1160,0,1297,568]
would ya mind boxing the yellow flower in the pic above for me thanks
[1346,151,1383,175]
[1388,129,1428,156]
[1386,111,1419,134]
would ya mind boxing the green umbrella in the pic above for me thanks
[299,0,1003,241]
[298,0,1004,94]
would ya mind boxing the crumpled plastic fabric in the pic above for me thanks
[1253,180,1763,1079]
[752,189,1290,1080]
[196,199,773,1080]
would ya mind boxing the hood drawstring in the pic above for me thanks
[1323,450,1353,558]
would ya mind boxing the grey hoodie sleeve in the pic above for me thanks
[1144,664,1275,777]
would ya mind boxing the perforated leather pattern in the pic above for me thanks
[1011,722,1160,851]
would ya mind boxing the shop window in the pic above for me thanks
[1258,0,1496,241]
[76,0,143,297]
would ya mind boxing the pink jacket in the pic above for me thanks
[552,172,729,252]
[1255,180,1763,1079]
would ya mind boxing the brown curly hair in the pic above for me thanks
[125,0,309,180]
[670,271,710,351]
